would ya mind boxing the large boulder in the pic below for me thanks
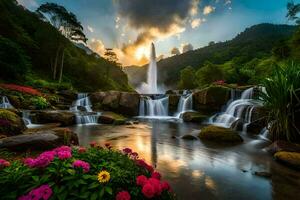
[266,140,300,155]
[199,125,243,143]
[182,112,208,123]
[193,86,231,115]
[98,112,127,125]
[274,151,300,169]
[168,95,180,113]
[90,91,140,116]
[0,128,78,151]
[32,111,76,126]
[0,109,26,136]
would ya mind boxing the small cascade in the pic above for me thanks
[139,95,169,117]
[259,127,271,141]
[22,110,32,126]
[0,96,13,109]
[70,93,100,125]
[210,87,262,130]
[175,90,193,118]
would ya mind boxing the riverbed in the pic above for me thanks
[70,119,300,200]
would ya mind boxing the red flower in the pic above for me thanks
[136,159,154,173]
[90,141,97,147]
[151,171,161,180]
[136,175,148,186]
[142,183,155,199]
[0,84,42,96]
[105,142,112,149]
[148,178,162,195]
[78,147,86,153]
[116,191,131,200]
[161,181,171,191]
[122,148,132,155]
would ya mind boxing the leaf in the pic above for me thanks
[90,192,98,200]
[105,186,112,195]
[88,182,99,189]
[99,187,104,198]
[32,176,39,182]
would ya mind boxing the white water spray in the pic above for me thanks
[0,96,13,109]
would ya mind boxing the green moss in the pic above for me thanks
[274,151,300,169]
[0,109,18,122]
[182,112,208,122]
[199,125,243,143]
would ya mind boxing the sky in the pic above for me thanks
[17,0,294,66]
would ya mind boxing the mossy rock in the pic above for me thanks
[199,125,243,143]
[98,112,126,125]
[182,112,208,123]
[274,151,300,169]
[182,134,198,140]
[0,109,26,136]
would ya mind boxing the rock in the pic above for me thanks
[193,86,231,115]
[254,171,272,178]
[0,109,26,136]
[57,90,77,101]
[182,112,208,123]
[168,95,180,113]
[182,134,198,140]
[33,111,76,126]
[125,121,134,125]
[266,140,300,155]
[0,128,78,151]
[98,112,126,125]
[199,125,243,143]
[101,91,121,109]
[133,121,139,124]
[274,151,300,169]
[119,92,140,116]
[230,119,244,131]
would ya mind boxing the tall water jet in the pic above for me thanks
[137,43,160,94]
[0,96,13,109]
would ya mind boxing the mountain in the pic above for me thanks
[124,23,297,88]
[0,0,132,92]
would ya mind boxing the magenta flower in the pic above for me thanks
[122,148,132,155]
[18,184,52,200]
[116,191,131,200]
[57,151,72,160]
[0,159,10,167]
[53,146,72,153]
[24,151,55,168]
[151,171,161,180]
[72,160,90,173]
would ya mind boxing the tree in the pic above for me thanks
[178,66,196,89]
[195,62,225,87]
[104,48,122,78]
[287,1,300,24]
[36,3,87,83]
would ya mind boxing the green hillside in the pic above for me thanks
[0,0,132,92]
[125,23,297,88]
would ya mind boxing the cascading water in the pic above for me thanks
[0,96,13,109]
[139,95,169,117]
[175,90,193,118]
[210,87,262,131]
[70,93,100,124]
[22,110,32,126]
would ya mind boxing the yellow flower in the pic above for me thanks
[97,170,110,183]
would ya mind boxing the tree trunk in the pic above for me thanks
[58,48,65,84]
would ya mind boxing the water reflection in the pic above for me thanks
[70,120,300,200]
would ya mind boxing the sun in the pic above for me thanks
[135,46,149,61]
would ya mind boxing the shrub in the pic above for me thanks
[178,66,197,89]
[260,62,300,142]
[195,62,225,88]
[0,145,175,200]
[0,109,18,122]
[0,84,41,96]
[30,96,49,109]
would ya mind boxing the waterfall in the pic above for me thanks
[22,110,32,126]
[210,87,262,130]
[70,93,100,125]
[259,127,271,141]
[175,90,193,118]
[139,95,169,117]
[0,96,13,109]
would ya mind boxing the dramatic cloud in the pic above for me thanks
[191,18,202,28]
[114,0,200,65]
[181,43,194,53]
[171,47,181,55]
[87,25,94,33]
[203,5,215,15]
[88,38,106,56]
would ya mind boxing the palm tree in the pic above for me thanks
[287,1,300,24]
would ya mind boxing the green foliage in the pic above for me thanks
[195,62,225,87]
[260,62,300,142]
[0,109,18,122]
[0,36,31,81]
[0,146,175,200]
[178,66,196,89]
[30,96,49,109]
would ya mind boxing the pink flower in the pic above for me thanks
[116,191,131,200]
[78,147,86,153]
[142,183,155,199]
[151,171,161,180]
[136,159,154,173]
[72,160,90,173]
[24,151,55,168]
[136,175,148,186]
[161,181,171,191]
[57,151,72,160]
[18,184,52,200]
[53,146,71,153]
[0,159,10,167]
[122,148,132,155]
[148,178,162,195]
[130,152,139,159]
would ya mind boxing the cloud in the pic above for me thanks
[203,5,215,15]
[17,0,38,9]
[171,47,181,55]
[181,43,194,53]
[114,0,199,65]
[191,18,203,28]
[225,0,232,5]
[88,38,106,56]
[87,25,94,33]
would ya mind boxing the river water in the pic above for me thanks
[70,119,300,200]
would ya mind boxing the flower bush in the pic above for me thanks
[0,144,175,200]
[0,84,42,96]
